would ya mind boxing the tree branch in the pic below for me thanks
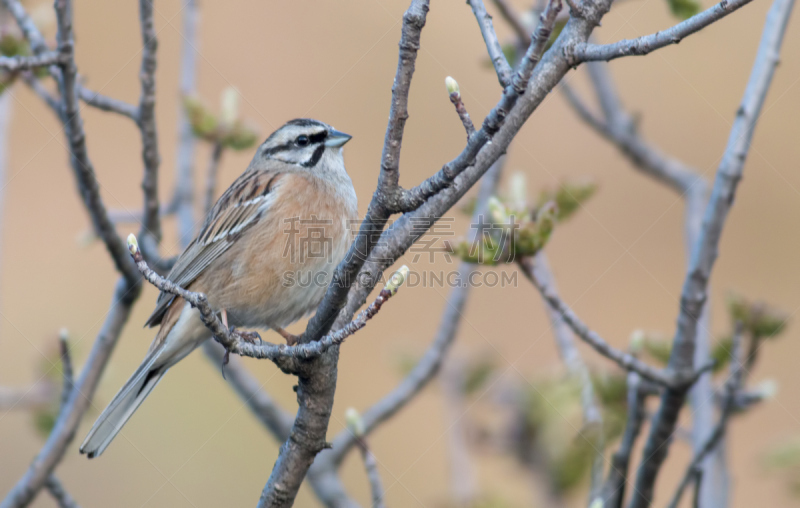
[601,372,649,508]
[174,0,199,244]
[492,0,532,46]
[571,0,755,63]
[628,0,794,504]
[77,85,139,121]
[666,323,745,508]
[532,253,605,500]
[0,52,64,71]
[519,256,676,386]
[136,0,161,244]
[1,279,138,508]
[302,0,430,345]
[357,439,386,508]
[51,0,140,286]
[397,0,562,212]
[326,158,504,467]
[468,0,512,86]
[128,234,408,364]
[44,476,81,508]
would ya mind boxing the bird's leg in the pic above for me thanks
[231,329,262,344]
[220,308,262,344]
[274,327,299,346]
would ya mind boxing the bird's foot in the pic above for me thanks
[274,327,299,346]
[230,327,262,344]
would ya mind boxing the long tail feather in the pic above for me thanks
[79,350,166,458]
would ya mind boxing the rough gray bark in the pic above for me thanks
[628,0,795,505]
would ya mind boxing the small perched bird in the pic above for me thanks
[80,118,358,458]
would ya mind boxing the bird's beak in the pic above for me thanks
[325,129,352,148]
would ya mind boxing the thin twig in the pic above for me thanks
[356,439,387,508]
[57,331,73,412]
[44,476,81,508]
[629,0,795,505]
[0,52,64,71]
[52,0,140,286]
[21,72,61,114]
[446,78,475,139]
[519,256,675,386]
[397,0,562,212]
[77,85,139,121]
[468,0,512,86]
[532,253,605,499]
[571,0,756,63]
[492,0,531,46]
[601,372,648,508]
[137,0,161,243]
[128,234,407,363]
[1,280,138,508]
[0,2,145,504]
[174,0,199,244]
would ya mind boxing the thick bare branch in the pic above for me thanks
[398,0,562,211]
[628,0,795,505]
[468,0,512,86]
[571,0,755,63]
[302,0,429,345]
[667,324,744,508]
[327,158,505,467]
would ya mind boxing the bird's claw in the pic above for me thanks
[229,326,262,344]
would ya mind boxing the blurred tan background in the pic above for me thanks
[0,0,799,506]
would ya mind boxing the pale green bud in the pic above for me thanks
[445,76,460,97]
[487,196,508,224]
[629,329,646,353]
[127,233,139,256]
[385,265,410,295]
[508,171,528,211]
[589,499,604,508]
[220,87,240,128]
[58,328,69,342]
[345,407,364,437]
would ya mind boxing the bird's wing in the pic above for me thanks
[145,170,285,327]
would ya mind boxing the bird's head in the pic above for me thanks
[252,118,352,171]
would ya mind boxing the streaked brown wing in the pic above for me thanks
[145,170,284,327]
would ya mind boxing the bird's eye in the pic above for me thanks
[296,135,309,146]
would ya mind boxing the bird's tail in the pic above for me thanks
[79,349,165,458]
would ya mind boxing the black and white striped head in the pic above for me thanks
[255,118,352,170]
